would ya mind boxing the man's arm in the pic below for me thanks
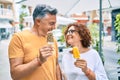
[10,44,53,80]
[9,57,41,80]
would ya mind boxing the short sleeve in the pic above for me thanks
[8,33,24,58]
[94,51,109,80]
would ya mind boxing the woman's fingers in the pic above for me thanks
[74,59,88,72]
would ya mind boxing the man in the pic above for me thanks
[8,4,62,80]
[9,20,19,33]
[9,20,15,33]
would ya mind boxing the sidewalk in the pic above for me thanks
[103,36,120,80]
[0,39,11,80]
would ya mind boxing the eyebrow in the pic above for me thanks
[68,29,75,31]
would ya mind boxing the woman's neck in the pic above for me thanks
[75,43,90,54]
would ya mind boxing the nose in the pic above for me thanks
[66,31,71,35]
[52,25,56,29]
[51,23,56,30]
[66,32,69,35]
[49,25,56,31]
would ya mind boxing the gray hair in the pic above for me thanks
[33,4,58,22]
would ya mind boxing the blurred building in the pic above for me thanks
[0,0,15,19]
[0,0,15,40]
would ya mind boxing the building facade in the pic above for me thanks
[0,0,15,40]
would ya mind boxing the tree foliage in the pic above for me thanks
[59,25,66,42]
[88,23,104,64]
[19,5,28,30]
[114,13,120,65]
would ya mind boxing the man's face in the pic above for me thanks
[37,14,56,36]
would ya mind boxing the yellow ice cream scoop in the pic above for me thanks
[73,47,80,59]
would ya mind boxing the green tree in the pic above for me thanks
[59,25,66,42]
[88,23,99,50]
[114,13,120,65]
[88,23,104,64]
[19,5,28,30]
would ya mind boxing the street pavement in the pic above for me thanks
[103,36,120,80]
[0,39,11,80]
[0,36,120,80]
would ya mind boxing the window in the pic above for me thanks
[7,4,12,10]
[0,4,4,8]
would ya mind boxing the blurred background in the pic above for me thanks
[0,0,120,80]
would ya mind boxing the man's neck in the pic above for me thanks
[31,26,43,37]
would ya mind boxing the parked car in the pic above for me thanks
[57,42,66,52]
[0,28,11,40]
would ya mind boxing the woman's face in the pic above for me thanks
[65,26,81,47]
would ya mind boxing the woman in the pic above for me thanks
[62,23,108,80]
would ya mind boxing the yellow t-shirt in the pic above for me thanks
[8,30,58,80]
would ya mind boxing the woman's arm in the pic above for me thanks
[94,53,109,80]
[74,59,96,80]
[84,68,96,80]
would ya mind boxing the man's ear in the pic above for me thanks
[35,18,41,25]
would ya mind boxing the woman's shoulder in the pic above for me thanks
[89,49,98,53]
[62,48,72,57]
[88,49,102,60]
[87,49,100,57]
